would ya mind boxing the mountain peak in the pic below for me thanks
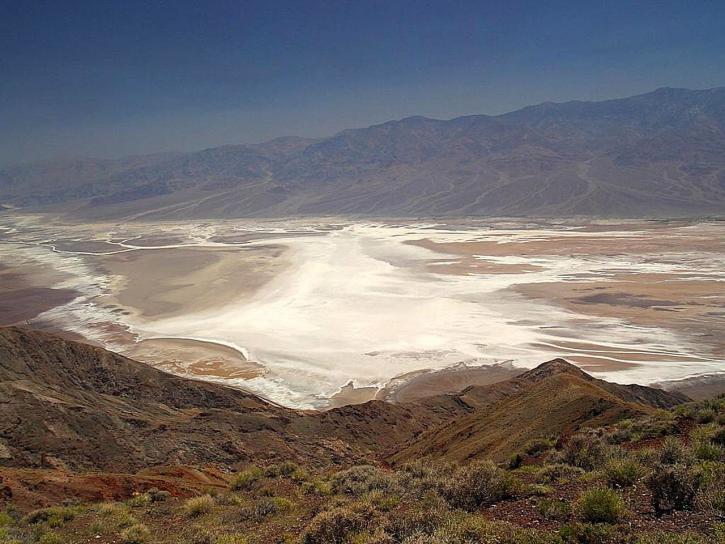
[518,358,589,381]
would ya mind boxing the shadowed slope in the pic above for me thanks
[0,327,463,471]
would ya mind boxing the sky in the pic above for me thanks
[1,0,725,167]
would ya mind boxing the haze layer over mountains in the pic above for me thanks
[2,87,725,219]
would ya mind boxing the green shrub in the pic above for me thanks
[301,479,332,496]
[241,498,279,521]
[402,515,560,544]
[279,461,300,476]
[559,523,627,544]
[658,436,693,465]
[439,460,521,511]
[330,465,396,497]
[302,505,369,544]
[577,487,627,523]
[646,464,703,515]
[215,535,249,544]
[231,466,264,491]
[527,484,554,496]
[695,408,716,424]
[693,440,724,461]
[525,438,555,457]
[561,433,610,470]
[634,531,711,544]
[538,498,571,520]
[0,512,12,527]
[602,457,644,488]
[23,506,76,525]
[385,493,447,541]
[183,494,215,517]
[38,533,63,544]
[120,523,150,544]
[127,493,152,508]
[363,490,401,512]
[508,452,523,469]
[536,463,585,483]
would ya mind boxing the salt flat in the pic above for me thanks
[1,214,723,408]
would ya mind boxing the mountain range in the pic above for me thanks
[2,87,725,219]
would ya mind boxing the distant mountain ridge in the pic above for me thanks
[2,87,725,218]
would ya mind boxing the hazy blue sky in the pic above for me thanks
[2,0,724,166]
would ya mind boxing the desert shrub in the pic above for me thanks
[538,498,571,521]
[560,433,610,470]
[0,512,12,527]
[23,506,76,525]
[278,461,300,476]
[120,523,150,544]
[402,515,560,544]
[527,484,554,496]
[559,523,627,544]
[230,466,264,491]
[302,505,369,544]
[439,460,521,511]
[658,436,693,466]
[712,426,725,445]
[330,465,396,497]
[239,497,284,521]
[695,463,725,515]
[127,493,152,508]
[301,478,332,496]
[537,463,585,483]
[525,438,556,457]
[215,535,249,544]
[385,493,447,541]
[508,453,524,469]
[146,487,171,502]
[602,457,644,488]
[182,527,216,544]
[695,408,716,424]
[634,532,711,544]
[646,464,703,515]
[183,494,215,517]
[693,440,724,461]
[363,489,401,512]
[38,533,63,544]
[576,487,627,523]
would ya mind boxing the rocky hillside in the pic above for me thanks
[0,327,466,472]
[390,359,688,465]
[0,328,687,475]
[2,87,725,218]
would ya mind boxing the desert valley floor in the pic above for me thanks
[1,214,723,408]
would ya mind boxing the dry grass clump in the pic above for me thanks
[537,498,571,521]
[120,523,150,544]
[576,487,627,523]
[230,466,264,491]
[183,494,215,518]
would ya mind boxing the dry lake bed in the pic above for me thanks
[1,213,723,408]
